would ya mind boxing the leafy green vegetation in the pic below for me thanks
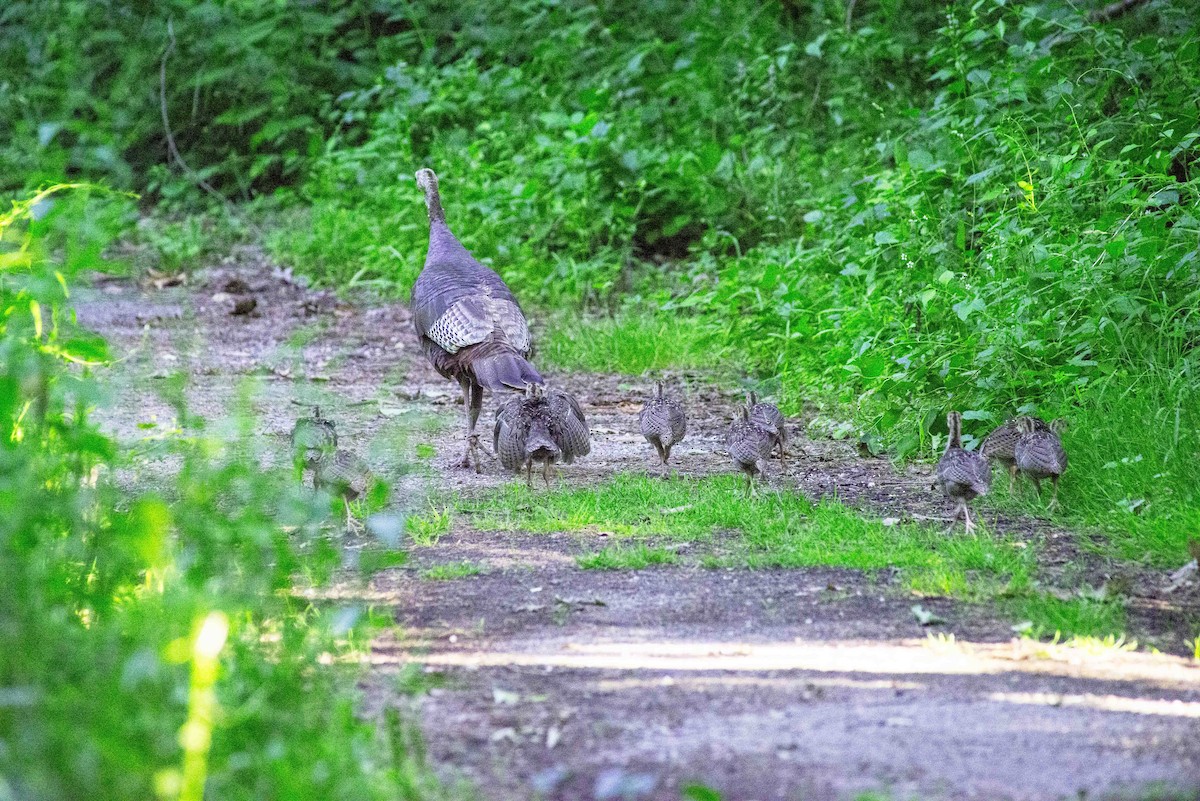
[6,1,1200,793]
[0,187,439,800]
[1,1,413,198]
[259,0,1200,566]
[10,3,1197,562]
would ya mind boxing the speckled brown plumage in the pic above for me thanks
[314,448,373,529]
[936,411,991,531]
[494,384,590,487]
[748,391,787,470]
[639,381,687,466]
[727,406,777,495]
[314,449,372,500]
[291,407,337,474]
[1014,417,1068,508]
[981,416,1049,491]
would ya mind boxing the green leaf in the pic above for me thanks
[682,784,724,801]
[952,297,985,322]
[58,335,110,364]
[907,148,935,171]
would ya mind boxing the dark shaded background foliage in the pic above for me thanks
[1,0,407,197]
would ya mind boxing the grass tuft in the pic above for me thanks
[420,561,485,580]
[577,544,678,570]
[1008,595,1128,641]
[406,507,452,547]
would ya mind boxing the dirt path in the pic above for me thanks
[81,254,1200,801]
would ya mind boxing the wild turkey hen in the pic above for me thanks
[935,411,991,532]
[494,384,590,487]
[639,380,687,468]
[411,168,543,469]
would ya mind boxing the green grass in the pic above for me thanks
[406,507,452,546]
[981,381,1199,568]
[1007,595,1128,641]
[537,310,731,374]
[577,544,679,570]
[420,561,485,580]
[461,473,1034,599]
[462,473,1158,641]
[284,320,331,349]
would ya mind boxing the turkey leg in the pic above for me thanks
[458,378,483,469]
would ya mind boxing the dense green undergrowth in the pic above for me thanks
[0,188,440,800]
[460,473,1128,639]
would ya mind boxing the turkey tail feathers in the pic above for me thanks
[472,352,544,391]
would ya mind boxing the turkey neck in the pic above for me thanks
[423,193,470,262]
[947,414,963,449]
[414,167,447,226]
[421,179,446,225]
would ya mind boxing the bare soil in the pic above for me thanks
[81,253,1200,801]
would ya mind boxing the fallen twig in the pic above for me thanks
[160,19,231,208]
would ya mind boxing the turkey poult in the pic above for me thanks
[494,384,590,487]
[410,168,543,470]
[314,449,373,530]
[981,415,1050,492]
[727,406,777,496]
[638,380,687,468]
[936,411,991,532]
[748,391,787,470]
[290,407,337,478]
[1014,417,1068,509]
